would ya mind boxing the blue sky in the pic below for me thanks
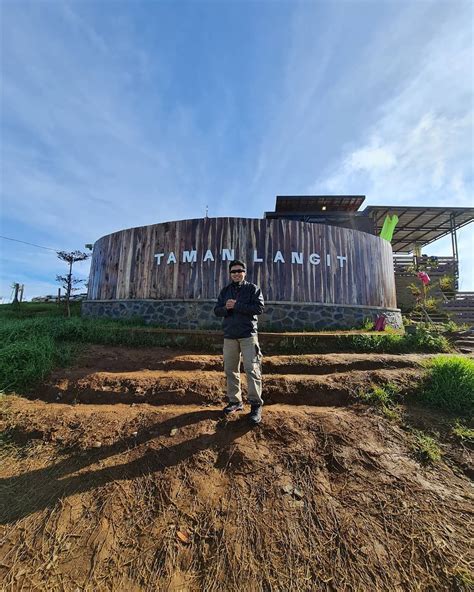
[0,0,473,301]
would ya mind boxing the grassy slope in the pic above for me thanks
[0,303,453,394]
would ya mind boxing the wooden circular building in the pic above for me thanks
[83,211,402,330]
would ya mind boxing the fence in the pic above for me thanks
[442,292,474,325]
[393,255,457,276]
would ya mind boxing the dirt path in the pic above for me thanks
[34,345,434,406]
[1,345,473,591]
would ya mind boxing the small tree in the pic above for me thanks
[56,250,89,317]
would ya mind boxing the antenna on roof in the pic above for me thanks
[205,205,209,218]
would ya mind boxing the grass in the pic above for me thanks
[0,302,453,394]
[419,356,474,418]
[451,568,474,588]
[271,325,450,355]
[358,382,399,407]
[345,325,450,353]
[357,382,402,421]
[451,421,474,444]
[0,316,173,347]
[0,301,82,319]
[0,309,218,392]
[0,335,70,392]
[412,430,442,464]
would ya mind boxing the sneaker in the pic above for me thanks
[248,404,262,424]
[223,402,244,415]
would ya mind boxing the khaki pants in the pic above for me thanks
[223,336,263,406]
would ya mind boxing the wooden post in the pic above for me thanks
[66,259,73,317]
[12,283,19,304]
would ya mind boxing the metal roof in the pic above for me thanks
[364,206,474,252]
[274,195,365,213]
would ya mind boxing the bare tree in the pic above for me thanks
[56,250,89,317]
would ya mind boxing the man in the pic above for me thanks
[214,259,265,424]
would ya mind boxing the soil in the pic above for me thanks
[35,345,431,406]
[0,345,472,591]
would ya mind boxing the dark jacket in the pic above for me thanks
[214,281,264,339]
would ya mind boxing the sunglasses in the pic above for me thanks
[230,269,245,274]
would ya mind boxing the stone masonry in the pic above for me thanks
[82,299,403,331]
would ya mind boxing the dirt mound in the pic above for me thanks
[1,346,472,591]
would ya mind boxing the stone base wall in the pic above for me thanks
[82,300,403,331]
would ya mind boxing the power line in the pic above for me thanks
[0,235,59,252]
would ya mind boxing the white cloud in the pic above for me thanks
[307,3,473,286]
[1,0,472,297]
[348,142,396,172]
[318,110,472,206]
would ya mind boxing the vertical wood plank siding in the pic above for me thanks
[87,218,397,307]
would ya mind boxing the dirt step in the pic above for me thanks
[153,353,431,374]
[0,399,347,449]
[80,346,434,369]
[42,367,422,407]
[67,345,464,378]
[70,347,434,376]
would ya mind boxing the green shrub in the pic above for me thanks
[346,327,449,354]
[347,334,388,352]
[262,328,449,355]
[404,326,450,353]
[442,320,465,333]
[424,297,439,312]
[419,356,474,417]
[439,275,455,293]
[408,282,422,298]
[361,317,374,331]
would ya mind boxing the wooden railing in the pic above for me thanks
[443,292,474,307]
[442,292,474,325]
[393,255,457,275]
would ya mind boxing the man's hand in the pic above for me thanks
[225,299,236,310]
